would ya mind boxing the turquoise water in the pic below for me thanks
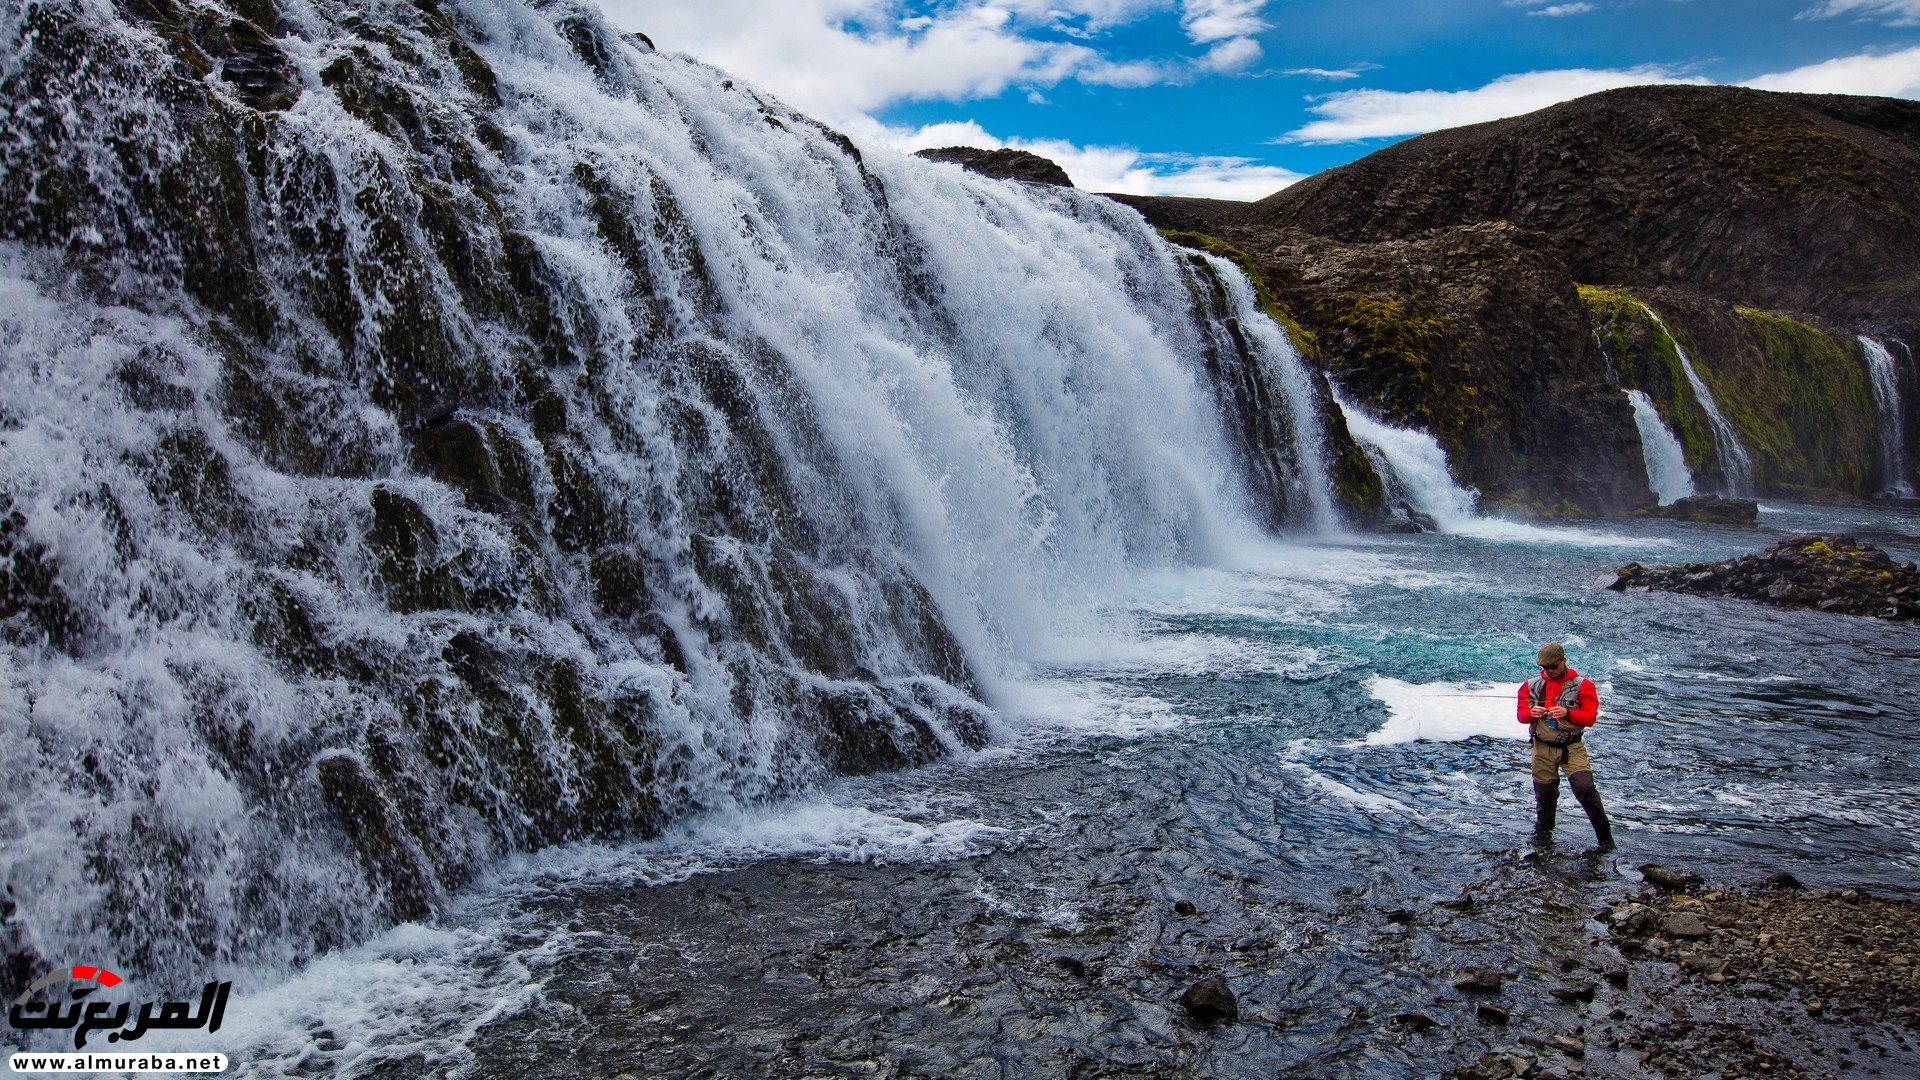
[214,504,1920,1077]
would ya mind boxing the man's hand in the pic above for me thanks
[1547,705,1568,720]
[1529,705,1548,719]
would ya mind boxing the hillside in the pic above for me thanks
[1121,85,1920,513]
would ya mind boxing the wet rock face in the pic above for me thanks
[913,146,1073,186]
[1608,534,1920,621]
[1213,220,1656,517]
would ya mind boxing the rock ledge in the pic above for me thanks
[1606,534,1920,621]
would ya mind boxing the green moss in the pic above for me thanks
[1159,229,1388,519]
[1712,307,1877,493]
[1160,230,1319,358]
[1577,285,1718,472]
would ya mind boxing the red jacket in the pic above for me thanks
[1516,667,1599,727]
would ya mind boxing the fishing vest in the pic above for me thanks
[1527,673,1588,746]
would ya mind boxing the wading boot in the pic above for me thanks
[1532,782,1558,843]
[1575,787,1614,852]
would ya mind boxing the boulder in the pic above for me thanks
[1177,975,1239,1022]
[1664,912,1711,939]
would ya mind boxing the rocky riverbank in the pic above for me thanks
[1445,863,1920,1080]
[1605,534,1920,620]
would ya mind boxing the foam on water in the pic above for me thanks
[1277,759,1416,816]
[1362,676,1524,745]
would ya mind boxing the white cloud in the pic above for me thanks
[870,118,1304,199]
[1528,3,1594,15]
[1798,0,1920,25]
[1744,46,1920,97]
[594,0,1085,120]
[1277,65,1707,143]
[596,0,1267,123]
[1285,66,1367,80]
[1180,0,1270,44]
[1195,36,1263,74]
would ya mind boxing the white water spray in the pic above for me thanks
[1198,253,1340,532]
[1624,389,1695,504]
[1636,303,1753,496]
[1859,336,1913,498]
[1336,396,1480,531]
[1336,394,1644,547]
[0,0,1339,989]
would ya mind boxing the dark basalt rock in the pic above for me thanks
[1240,85,1920,327]
[1636,494,1758,525]
[1177,975,1239,1022]
[314,752,440,921]
[1607,534,1920,621]
[914,146,1073,187]
[1451,967,1504,993]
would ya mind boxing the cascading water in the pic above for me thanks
[0,0,1338,993]
[1185,252,1340,533]
[1333,396,1480,531]
[1624,389,1696,504]
[1859,336,1914,498]
[1636,303,1754,496]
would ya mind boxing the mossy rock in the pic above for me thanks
[1579,285,1720,475]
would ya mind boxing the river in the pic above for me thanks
[202,501,1920,1077]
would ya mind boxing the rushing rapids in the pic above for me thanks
[0,0,1371,988]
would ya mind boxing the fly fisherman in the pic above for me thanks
[1519,642,1614,850]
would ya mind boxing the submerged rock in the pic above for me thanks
[1177,975,1239,1022]
[1639,864,1702,892]
[1608,535,1920,621]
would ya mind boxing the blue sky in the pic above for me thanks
[595,0,1920,198]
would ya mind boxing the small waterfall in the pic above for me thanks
[1859,336,1914,498]
[1636,303,1754,496]
[1190,252,1339,532]
[1624,390,1696,504]
[1335,396,1481,531]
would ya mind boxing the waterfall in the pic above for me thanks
[1636,303,1754,496]
[1859,336,1914,498]
[1624,390,1696,504]
[1189,252,1340,533]
[0,0,1332,987]
[1334,396,1481,531]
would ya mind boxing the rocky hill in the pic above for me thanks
[1118,85,1920,514]
[1245,85,1920,328]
